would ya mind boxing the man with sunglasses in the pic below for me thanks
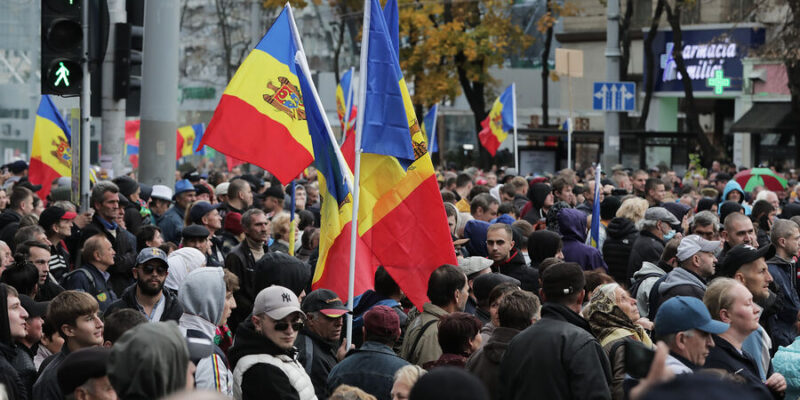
[295,288,351,399]
[229,285,316,400]
[106,247,183,322]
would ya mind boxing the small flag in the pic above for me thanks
[29,95,71,198]
[421,104,439,153]
[590,164,602,248]
[478,84,515,156]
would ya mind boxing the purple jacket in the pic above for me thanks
[558,208,608,271]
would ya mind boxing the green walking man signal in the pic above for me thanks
[54,62,71,87]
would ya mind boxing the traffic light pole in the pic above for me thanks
[603,0,621,168]
[80,0,91,212]
[138,0,179,188]
[101,0,127,178]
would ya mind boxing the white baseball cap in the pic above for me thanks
[150,184,173,202]
[215,182,230,197]
[253,286,305,320]
[676,234,721,262]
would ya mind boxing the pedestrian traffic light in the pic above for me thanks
[41,0,84,96]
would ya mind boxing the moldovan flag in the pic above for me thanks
[478,84,515,156]
[336,68,357,171]
[304,64,375,298]
[590,164,602,248]
[177,123,205,159]
[29,95,71,198]
[422,104,439,153]
[198,8,314,184]
[356,0,457,309]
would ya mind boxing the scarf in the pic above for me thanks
[585,283,653,348]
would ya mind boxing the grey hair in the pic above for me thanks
[638,219,659,231]
[691,211,720,232]
[772,219,800,244]
[241,208,266,229]
[90,181,119,207]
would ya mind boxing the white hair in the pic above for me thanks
[756,190,777,202]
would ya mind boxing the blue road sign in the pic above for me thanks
[593,82,636,112]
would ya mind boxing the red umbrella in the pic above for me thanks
[733,168,788,192]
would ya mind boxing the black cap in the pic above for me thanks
[193,184,211,196]
[19,294,48,318]
[112,176,139,198]
[182,169,201,183]
[541,262,585,300]
[472,273,520,303]
[38,206,77,231]
[181,224,210,240]
[6,160,27,174]
[57,347,111,394]
[301,288,349,317]
[261,185,285,200]
[15,177,41,192]
[719,244,776,278]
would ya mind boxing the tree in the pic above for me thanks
[398,0,533,165]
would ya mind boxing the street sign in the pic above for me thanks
[593,82,635,112]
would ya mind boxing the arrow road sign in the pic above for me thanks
[593,82,635,112]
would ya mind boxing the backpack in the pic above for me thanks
[629,272,662,299]
[61,268,98,295]
[646,274,670,320]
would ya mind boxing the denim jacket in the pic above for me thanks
[327,341,409,400]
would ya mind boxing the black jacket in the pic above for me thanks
[225,241,269,333]
[705,335,776,399]
[0,342,27,400]
[627,230,665,279]
[0,210,22,251]
[104,283,183,322]
[603,217,639,285]
[295,328,339,399]
[498,303,612,400]
[80,215,137,296]
[493,250,539,295]
[228,320,305,400]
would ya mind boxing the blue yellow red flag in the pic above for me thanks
[29,95,71,198]
[590,164,602,248]
[356,0,457,309]
[478,84,515,156]
[383,0,399,57]
[422,104,439,153]
[199,7,314,184]
[177,123,205,158]
[336,68,357,171]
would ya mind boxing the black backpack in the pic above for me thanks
[646,274,670,320]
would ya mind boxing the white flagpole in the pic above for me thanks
[286,4,354,195]
[512,83,518,172]
[343,66,356,143]
[341,0,372,351]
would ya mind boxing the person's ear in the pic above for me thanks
[719,308,732,324]
[576,289,586,305]
[103,340,112,348]
[62,324,75,338]
[733,272,746,285]
[539,288,546,302]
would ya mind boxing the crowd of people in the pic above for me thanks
[1,158,800,399]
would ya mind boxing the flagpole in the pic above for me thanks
[343,67,355,142]
[289,179,296,256]
[512,83,518,173]
[286,4,354,195]
[343,0,372,351]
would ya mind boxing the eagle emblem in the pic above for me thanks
[263,77,306,121]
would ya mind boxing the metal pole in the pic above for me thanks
[101,0,127,178]
[512,83,518,172]
[346,0,373,351]
[138,0,179,187]
[80,0,91,212]
[568,55,573,171]
[604,0,621,167]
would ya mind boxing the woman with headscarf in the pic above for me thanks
[585,283,654,400]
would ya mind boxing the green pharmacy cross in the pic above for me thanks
[707,70,730,95]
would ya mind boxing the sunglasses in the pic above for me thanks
[140,264,168,275]
[274,320,304,332]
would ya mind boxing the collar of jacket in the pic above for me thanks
[669,351,700,371]
[540,302,594,334]
[422,302,450,318]
[299,327,339,353]
[639,229,665,244]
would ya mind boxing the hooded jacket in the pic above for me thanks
[558,208,608,271]
[466,326,520,400]
[178,268,232,395]
[766,255,800,348]
[463,220,490,258]
[521,183,551,225]
[108,321,189,400]
[105,283,183,322]
[0,285,28,400]
[627,230,665,279]
[498,303,612,400]
[603,217,639,284]
[657,267,707,305]
[631,261,668,318]
[228,320,316,400]
[164,247,207,293]
[720,180,752,215]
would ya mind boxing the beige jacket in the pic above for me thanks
[399,303,449,366]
